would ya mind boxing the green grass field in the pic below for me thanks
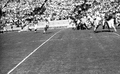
[1,28,120,74]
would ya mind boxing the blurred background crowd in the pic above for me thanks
[0,0,120,31]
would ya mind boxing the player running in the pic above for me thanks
[43,19,49,34]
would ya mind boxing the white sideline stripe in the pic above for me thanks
[7,29,64,74]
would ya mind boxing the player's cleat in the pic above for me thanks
[43,30,46,34]
[34,29,37,33]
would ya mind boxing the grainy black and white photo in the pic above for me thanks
[0,0,120,74]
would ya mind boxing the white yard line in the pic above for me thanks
[113,32,120,37]
[7,29,64,74]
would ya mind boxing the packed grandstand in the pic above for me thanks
[0,0,120,33]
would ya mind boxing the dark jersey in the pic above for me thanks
[105,14,113,21]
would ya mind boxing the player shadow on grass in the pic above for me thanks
[116,26,120,29]
[43,31,53,34]
[35,31,53,34]
[94,30,114,33]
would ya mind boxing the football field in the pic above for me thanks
[1,28,120,74]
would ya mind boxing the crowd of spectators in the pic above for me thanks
[0,0,120,32]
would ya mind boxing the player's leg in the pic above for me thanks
[94,20,99,32]
[34,24,37,32]
[111,20,117,32]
